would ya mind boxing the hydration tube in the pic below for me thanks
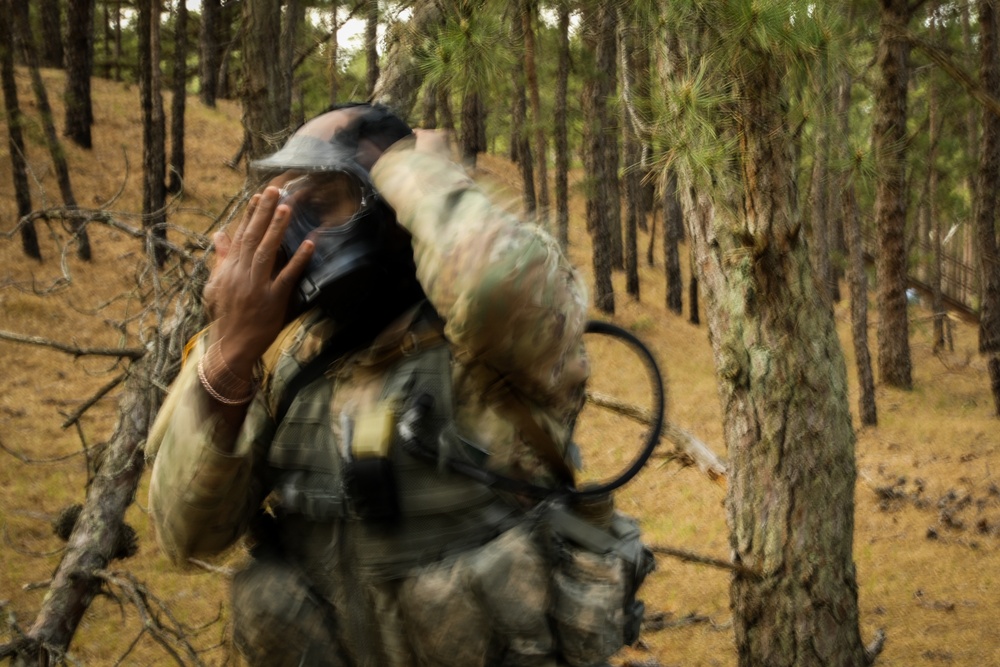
[400,320,666,500]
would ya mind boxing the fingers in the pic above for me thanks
[229,193,259,251]
[214,231,231,263]
[251,203,291,273]
[239,187,281,264]
[273,239,315,293]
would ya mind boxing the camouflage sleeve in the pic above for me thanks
[370,139,590,403]
[147,335,274,565]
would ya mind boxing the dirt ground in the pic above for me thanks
[2,68,999,666]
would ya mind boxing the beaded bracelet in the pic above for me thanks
[196,337,258,406]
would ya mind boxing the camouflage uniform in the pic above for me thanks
[147,140,624,666]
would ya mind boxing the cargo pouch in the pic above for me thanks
[542,503,655,667]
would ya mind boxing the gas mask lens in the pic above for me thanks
[278,172,366,233]
[271,169,392,314]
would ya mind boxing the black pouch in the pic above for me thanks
[343,457,400,521]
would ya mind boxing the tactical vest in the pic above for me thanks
[263,305,520,579]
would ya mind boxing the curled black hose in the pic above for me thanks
[400,320,666,500]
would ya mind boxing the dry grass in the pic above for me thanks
[2,68,999,666]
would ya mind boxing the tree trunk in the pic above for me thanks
[8,280,207,666]
[13,0,91,261]
[809,56,832,303]
[280,0,304,122]
[511,4,535,216]
[139,0,167,266]
[844,175,878,427]
[200,0,221,107]
[687,252,699,325]
[686,60,868,667]
[168,0,189,195]
[976,0,1000,417]
[437,84,455,130]
[873,0,914,389]
[64,0,95,148]
[113,0,122,81]
[523,0,549,226]
[1,0,41,260]
[828,68,852,304]
[40,0,63,68]
[421,82,437,128]
[328,0,340,106]
[216,1,239,100]
[620,10,643,299]
[554,0,570,249]
[582,0,616,314]
[927,9,944,352]
[664,169,683,315]
[460,90,484,170]
[242,0,291,161]
[372,0,441,121]
[366,0,379,97]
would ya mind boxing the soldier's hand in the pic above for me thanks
[203,186,314,378]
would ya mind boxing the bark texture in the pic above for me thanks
[13,0,91,261]
[523,0,549,225]
[873,0,914,388]
[64,0,95,148]
[366,0,379,97]
[581,0,616,314]
[39,0,63,67]
[664,169,683,315]
[844,177,878,426]
[684,61,867,667]
[199,0,221,107]
[1,0,40,260]
[168,0,189,195]
[139,0,167,266]
[976,0,1000,416]
[242,0,291,160]
[554,0,570,248]
[371,0,441,121]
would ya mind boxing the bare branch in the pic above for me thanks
[0,330,145,360]
[0,436,84,464]
[586,390,728,482]
[648,544,760,579]
[2,524,64,558]
[61,373,127,429]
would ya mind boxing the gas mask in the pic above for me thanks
[274,168,395,319]
[250,105,419,326]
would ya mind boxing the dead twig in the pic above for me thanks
[0,330,145,360]
[2,523,64,558]
[586,390,728,483]
[649,543,761,579]
[94,569,212,667]
[0,436,83,465]
[60,372,127,429]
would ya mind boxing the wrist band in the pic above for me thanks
[197,337,258,406]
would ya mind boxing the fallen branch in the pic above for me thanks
[586,390,728,483]
[649,543,760,579]
[94,569,208,667]
[0,330,145,360]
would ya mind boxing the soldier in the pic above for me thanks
[147,103,651,667]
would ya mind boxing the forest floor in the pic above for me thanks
[1,68,999,667]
